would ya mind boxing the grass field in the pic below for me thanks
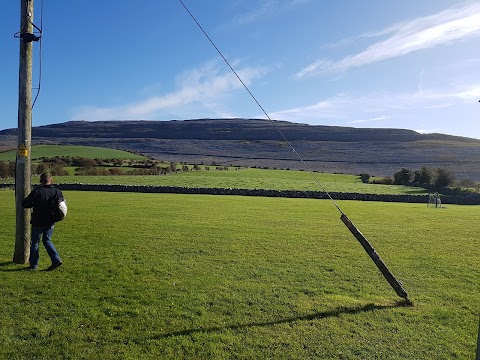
[0,145,147,161]
[2,169,427,195]
[0,144,429,195]
[0,190,478,359]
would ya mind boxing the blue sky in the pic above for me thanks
[1,0,480,138]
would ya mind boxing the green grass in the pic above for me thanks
[0,144,427,195]
[0,144,147,161]
[0,190,478,359]
[2,168,427,195]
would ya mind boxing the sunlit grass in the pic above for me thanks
[0,190,478,359]
[2,168,427,195]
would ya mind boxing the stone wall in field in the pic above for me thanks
[2,183,479,204]
[57,184,480,205]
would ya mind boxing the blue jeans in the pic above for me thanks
[30,224,62,269]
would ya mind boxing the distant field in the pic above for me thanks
[1,168,427,195]
[0,144,147,161]
[0,144,429,195]
[0,190,478,358]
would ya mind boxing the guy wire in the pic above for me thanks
[177,0,344,215]
[32,0,44,109]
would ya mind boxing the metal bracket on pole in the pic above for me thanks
[19,32,41,42]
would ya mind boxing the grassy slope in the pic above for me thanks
[0,144,147,161]
[0,190,478,359]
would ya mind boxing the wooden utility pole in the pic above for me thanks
[13,0,34,264]
[340,214,410,302]
[476,318,480,360]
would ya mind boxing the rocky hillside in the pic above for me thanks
[1,119,479,180]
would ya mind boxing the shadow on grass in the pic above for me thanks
[152,300,412,339]
[0,267,33,272]
[0,261,33,272]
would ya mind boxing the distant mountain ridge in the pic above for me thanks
[1,119,479,180]
[0,118,476,143]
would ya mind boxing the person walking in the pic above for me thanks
[22,173,63,271]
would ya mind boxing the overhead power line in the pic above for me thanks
[177,0,410,302]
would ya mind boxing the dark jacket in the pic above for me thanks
[22,185,63,227]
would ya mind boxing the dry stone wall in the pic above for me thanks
[2,183,479,204]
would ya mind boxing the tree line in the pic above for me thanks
[0,156,232,178]
[0,161,15,178]
[359,166,458,188]
[393,167,455,187]
[0,158,474,191]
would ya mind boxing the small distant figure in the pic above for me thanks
[22,173,64,271]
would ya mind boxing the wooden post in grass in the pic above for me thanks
[13,0,34,264]
[476,318,480,360]
[340,214,410,301]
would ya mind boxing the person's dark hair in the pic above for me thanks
[40,173,52,185]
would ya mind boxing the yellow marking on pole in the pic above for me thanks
[18,143,28,157]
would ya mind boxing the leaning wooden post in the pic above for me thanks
[476,318,480,360]
[340,214,410,302]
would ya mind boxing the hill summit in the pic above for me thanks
[1,118,479,180]
[0,118,475,142]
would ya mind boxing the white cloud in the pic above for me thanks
[296,2,480,78]
[71,60,270,121]
[415,128,441,134]
[423,103,453,109]
[418,69,425,92]
[464,58,480,64]
[270,84,480,124]
[234,0,310,24]
[455,85,480,100]
[349,116,389,124]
